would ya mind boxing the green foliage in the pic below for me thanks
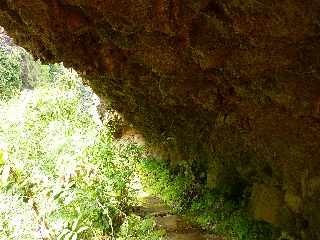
[138,158,194,213]
[118,215,165,240]
[50,128,142,238]
[20,51,68,88]
[0,69,95,239]
[0,36,74,102]
[190,191,273,240]
[0,61,160,239]
[0,43,22,101]
[138,157,273,240]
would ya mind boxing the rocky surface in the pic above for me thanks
[1,0,320,238]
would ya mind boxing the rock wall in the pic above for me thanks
[1,0,320,238]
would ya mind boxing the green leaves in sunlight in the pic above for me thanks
[0,46,160,239]
[0,43,22,101]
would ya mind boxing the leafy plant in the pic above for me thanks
[118,215,165,240]
[0,41,22,101]
[138,157,273,240]
[57,214,89,240]
[138,158,194,213]
[0,46,162,239]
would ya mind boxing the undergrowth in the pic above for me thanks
[138,157,273,240]
[0,41,162,239]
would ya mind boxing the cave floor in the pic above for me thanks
[132,177,224,240]
[134,195,224,240]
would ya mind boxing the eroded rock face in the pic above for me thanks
[1,0,320,238]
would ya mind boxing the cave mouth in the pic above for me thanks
[1,31,268,240]
[1,0,320,238]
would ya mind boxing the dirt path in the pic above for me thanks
[134,196,224,240]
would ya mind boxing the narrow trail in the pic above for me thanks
[133,195,224,240]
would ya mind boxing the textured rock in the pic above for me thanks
[1,0,320,238]
[285,191,303,214]
[250,184,284,225]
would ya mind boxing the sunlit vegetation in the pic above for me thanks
[0,40,163,239]
[0,37,22,101]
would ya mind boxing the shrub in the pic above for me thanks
[0,41,22,101]
[0,64,161,239]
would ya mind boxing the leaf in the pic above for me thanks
[1,165,10,184]
[57,229,70,240]
[53,190,64,200]
[64,231,74,240]
[77,226,89,234]
[71,233,78,240]
[72,218,79,231]
[0,150,5,165]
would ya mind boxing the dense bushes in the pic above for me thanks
[0,33,72,101]
[0,38,22,101]
[0,72,162,239]
[0,42,161,239]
